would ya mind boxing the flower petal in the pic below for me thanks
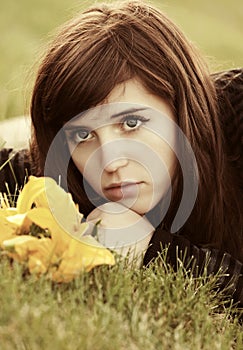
[0,216,18,245]
[27,207,90,255]
[28,255,48,274]
[17,176,87,238]
[7,213,32,234]
[16,176,47,213]
[26,208,68,254]
[0,207,18,217]
[52,238,115,282]
[27,238,58,274]
[37,179,85,237]
[2,235,38,260]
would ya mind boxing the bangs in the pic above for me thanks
[45,33,135,127]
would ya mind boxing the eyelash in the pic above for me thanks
[67,115,150,144]
[120,115,149,132]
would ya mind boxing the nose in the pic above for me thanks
[104,157,129,173]
[98,129,129,173]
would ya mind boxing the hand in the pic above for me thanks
[86,202,155,259]
[87,202,145,226]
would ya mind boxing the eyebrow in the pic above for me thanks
[64,107,148,130]
[110,107,148,119]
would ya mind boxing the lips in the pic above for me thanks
[104,181,143,200]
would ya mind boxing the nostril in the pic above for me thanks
[104,158,129,173]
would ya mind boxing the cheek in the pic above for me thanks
[158,143,176,177]
[70,148,87,174]
[71,146,104,196]
[143,132,176,178]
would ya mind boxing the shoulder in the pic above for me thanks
[211,68,243,133]
[212,68,243,86]
[212,69,243,172]
[212,68,243,100]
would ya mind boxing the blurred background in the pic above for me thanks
[1,0,242,120]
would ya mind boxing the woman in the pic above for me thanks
[0,1,242,304]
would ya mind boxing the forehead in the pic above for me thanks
[63,78,175,131]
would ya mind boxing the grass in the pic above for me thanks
[0,0,243,119]
[0,253,242,350]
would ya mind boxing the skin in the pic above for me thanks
[64,79,177,241]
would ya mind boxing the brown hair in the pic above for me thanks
[30,0,242,261]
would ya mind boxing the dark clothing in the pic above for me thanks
[0,148,31,195]
[0,69,242,306]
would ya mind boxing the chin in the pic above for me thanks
[126,203,153,216]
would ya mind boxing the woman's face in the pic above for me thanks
[64,79,177,214]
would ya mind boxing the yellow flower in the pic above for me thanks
[52,236,115,282]
[27,206,115,280]
[0,215,18,244]
[0,196,19,244]
[3,235,60,275]
[0,176,115,281]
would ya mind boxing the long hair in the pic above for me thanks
[30,0,242,261]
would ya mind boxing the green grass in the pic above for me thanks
[0,0,242,119]
[0,253,242,350]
